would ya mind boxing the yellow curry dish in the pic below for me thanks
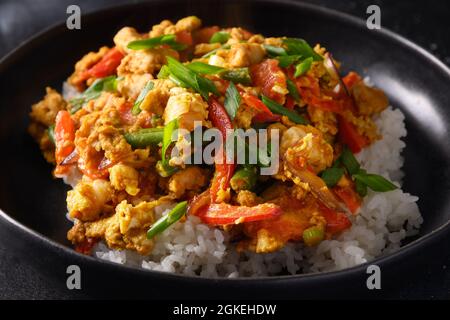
[29,16,422,276]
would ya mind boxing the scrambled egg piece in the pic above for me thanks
[280,125,333,173]
[168,166,209,198]
[118,48,179,76]
[113,27,143,53]
[109,163,140,196]
[29,87,67,163]
[139,79,176,115]
[67,178,112,221]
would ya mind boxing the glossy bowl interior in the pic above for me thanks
[0,0,449,298]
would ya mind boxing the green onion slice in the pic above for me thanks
[263,45,287,57]
[69,76,117,114]
[353,173,398,192]
[210,31,230,44]
[132,80,154,115]
[261,95,308,125]
[127,34,186,51]
[161,118,179,164]
[276,55,302,68]
[294,57,313,77]
[186,62,224,74]
[47,125,55,145]
[286,78,300,102]
[340,146,360,176]
[283,38,323,61]
[166,56,219,100]
[201,44,231,58]
[320,167,345,188]
[147,201,187,239]
[224,82,241,120]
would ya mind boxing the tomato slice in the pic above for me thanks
[241,93,281,123]
[197,203,282,225]
[82,47,124,80]
[250,59,287,104]
[176,30,193,46]
[337,115,369,153]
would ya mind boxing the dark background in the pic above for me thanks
[0,0,449,299]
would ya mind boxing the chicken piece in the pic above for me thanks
[117,48,179,76]
[174,16,202,33]
[149,20,175,37]
[109,163,140,196]
[139,79,176,115]
[98,125,134,164]
[116,200,157,234]
[116,73,153,100]
[163,87,210,130]
[67,178,112,221]
[194,43,221,56]
[280,125,333,174]
[352,82,389,116]
[168,166,209,198]
[67,199,165,255]
[149,16,202,37]
[227,43,265,68]
[113,27,144,53]
[28,87,67,163]
[227,27,253,42]
[30,87,67,127]
[307,106,338,137]
[233,103,258,129]
[68,46,109,90]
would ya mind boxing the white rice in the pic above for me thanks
[62,82,423,277]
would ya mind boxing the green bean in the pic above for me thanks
[124,128,164,148]
[230,166,257,191]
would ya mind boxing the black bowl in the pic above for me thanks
[1,0,449,299]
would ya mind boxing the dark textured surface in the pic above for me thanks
[0,0,449,300]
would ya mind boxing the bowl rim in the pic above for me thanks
[1,0,450,283]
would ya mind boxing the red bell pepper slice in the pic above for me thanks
[197,202,282,225]
[241,93,281,123]
[319,203,352,234]
[337,115,369,153]
[342,71,362,90]
[208,97,236,203]
[333,184,361,214]
[82,47,124,80]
